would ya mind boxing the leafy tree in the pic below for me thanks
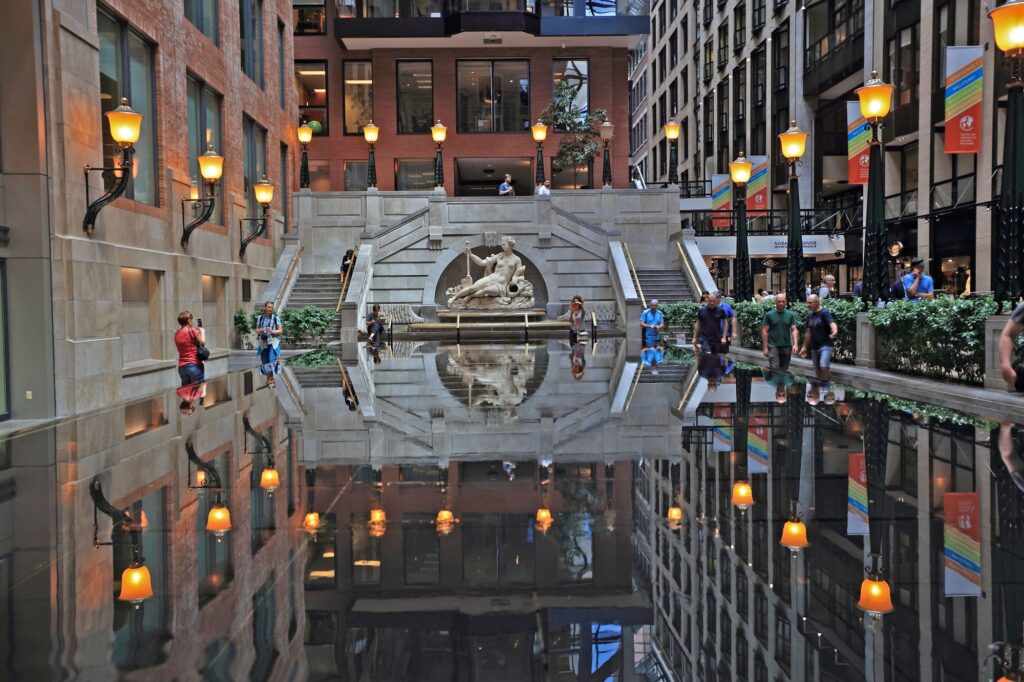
[540,77,608,189]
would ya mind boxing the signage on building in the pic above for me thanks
[711,174,732,229]
[747,413,769,474]
[745,156,769,217]
[943,492,982,597]
[847,102,870,185]
[944,46,984,155]
[846,453,869,536]
[694,234,845,257]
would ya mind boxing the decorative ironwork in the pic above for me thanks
[785,165,804,305]
[181,182,218,248]
[83,147,135,235]
[734,184,752,301]
[239,203,270,258]
[186,439,223,490]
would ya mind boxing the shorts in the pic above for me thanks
[178,363,205,386]
[812,346,833,370]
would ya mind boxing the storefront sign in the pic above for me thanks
[847,102,870,185]
[747,413,769,474]
[694,234,845,257]
[847,453,869,536]
[945,46,983,154]
[746,156,769,217]
[943,492,982,597]
[711,174,732,229]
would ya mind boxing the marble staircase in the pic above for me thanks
[634,269,694,305]
[286,273,344,340]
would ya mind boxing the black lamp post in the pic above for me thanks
[531,120,548,185]
[730,153,753,302]
[363,121,379,189]
[664,120,680,184]
[779,121,808,304]
[855,71,895,306]
[83,98,143,235]
[431,120,447,190]
[297,122,312,189]
[600,121,615,188]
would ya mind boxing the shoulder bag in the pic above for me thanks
[192,329,210,363]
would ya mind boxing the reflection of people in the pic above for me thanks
[641,344,664,368]
[999,421,1024,493]
[447,237,526,305]
[999,302,1024,392]
[641,299,665,347]
[256,302,283,379]
[177,381,207,415]
[697,352,732,391]
[570,342,586,380]
[259,359,283,389]
[799,293,838,381]
[561,295,588,345]
[763,370,796,404]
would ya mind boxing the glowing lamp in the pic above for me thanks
[731,481,754,511]
[369,508,387,525]
[430,120,447,144]
[189,177,200,201]
[857,577,894,617]
[436,509,456,536]
[666,504,683,531]
[206,504,232,536]
[253,175,274,205]
[297,123,313,145]
[535,506,554,534]
[260,466,280,492]
[778,121,808,161]
[855,70,894,123]
[106,98,143,146]
[362,120,379,144]
[531,120,548,143]
[118,563,154,604]
[599,120,615,141]
[197,145,224,182]
[780,519,810,553]
[196,470,208,487]
[990,0,1024,56]
[368,509,387,538]
[303,512,322,533]
[729,153,753,185]
[663,120,681,141]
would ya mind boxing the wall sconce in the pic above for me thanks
[239,175,274,258]
[83,98,143,235]
[181,145,224,248]
[243,414,280,493]
[302,470,324,536]
[186,439,232,538]
[90,479,154,606]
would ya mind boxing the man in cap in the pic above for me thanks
[902,257,934,301]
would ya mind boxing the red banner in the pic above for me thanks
[943,492,981,596]
[944,46,983,154]
[745,156,769,218]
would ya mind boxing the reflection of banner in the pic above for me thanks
[943,492,981,597]
[712,404,732,451]
[711,174,732,229]
[945,46,983,154]
[745,156,769,217]
[847,102,870,185]
[747,413,769,473]
[846,453,868,535]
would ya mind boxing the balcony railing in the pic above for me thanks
[340,0,647,20]
[689,207,858,236]
[803,15,864,71]
[679,179,712,198]
[884,189,918,222]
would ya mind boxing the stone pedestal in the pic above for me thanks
[983,313,1010,390]
[854,312,877,368]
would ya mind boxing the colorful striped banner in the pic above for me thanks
[847,102,870,185]
[711,174,732,229]
[943,492,981,596]
[747,413,769,474]
[944,46,983,154]
[846,453,868,536]
[712,404,732,452]
[745,156,769,217]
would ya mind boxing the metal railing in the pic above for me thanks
[688,207,858,236]
[274,246,303,311]
[884,189,918,222]
[930,174,976,212]
[803,20,864,71]
[679,179,712,198]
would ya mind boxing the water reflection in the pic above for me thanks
[2,343,1024,680]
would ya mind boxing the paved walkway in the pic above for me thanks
[729,346,1022,425]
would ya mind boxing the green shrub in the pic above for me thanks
[286,348,336,368]
[280,305,336,347]
[733,298,859,362]
[233,308,256,336]
[867,296,996,385]
[660,301,699,331]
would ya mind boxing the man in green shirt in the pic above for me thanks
[761,293,799,370]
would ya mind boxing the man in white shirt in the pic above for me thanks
[536,179,551,196]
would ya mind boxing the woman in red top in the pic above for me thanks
[175,310,207,386]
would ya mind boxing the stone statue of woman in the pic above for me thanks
[446,236,533,308]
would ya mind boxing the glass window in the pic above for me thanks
[456,60,529,133]
[308,160,332,190]
[888,24,919,107]
[187,75,224,224]
[278,21,286,108]
[553,59,589,121]
[404,514,440,585]
[397,61,433,134]
[0,263,8,420]
[98,8,157,206]
[293,0,327,33]
[343,62,373,135]
[344,161,368,190]
[280,144,289,232]
[248,427,275,554]
[395,160,434,190]
[243,116,268,218]
[185,0,219,43]
[351,513,382,585]
[296,61,328,135]
[241,0,265,87]
[250,575,278,680]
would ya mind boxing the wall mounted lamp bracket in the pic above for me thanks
[82,146,135,236]
[239,204,270,258]
[181,181,219,248]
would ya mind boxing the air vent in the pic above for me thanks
[483,33,502,44]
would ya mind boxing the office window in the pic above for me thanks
[187,75,224,224]
[240,0,264,87]
[343,62,373,135]
[344,161,368,190]
[296,61,328,135]
[553,59,589,121]
[280,144,289,232]
[242,116,268,219]
[0,263,8,421]
[293,0,327,33]
[308,160,331,190]
[395,160,434,190]
[456,60,529,133]
[888,24,919,107]
[97,7,157,205]
[277,21,286,108]
[397,61,433,134]
[185,0,218,43]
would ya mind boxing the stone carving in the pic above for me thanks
[445,236,535,310]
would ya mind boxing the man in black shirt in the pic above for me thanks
[799,294,838,381]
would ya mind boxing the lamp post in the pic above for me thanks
[730,152,754,301]
[83,97,143,235]
[297,122,313,189]
[990,0,1024,308]
[363,121,379,189]
[239,175,274,258]
[431,120,447,190]
[855,71,894,306]
[600,121,615,188]
[181,144,224,247]
[664,120,681,185]
[779,121,808,304]
[531,120,548,185]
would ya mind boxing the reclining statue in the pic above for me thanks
[445,236,534,310]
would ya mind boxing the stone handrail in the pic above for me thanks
[342,243,374,336]
[679,228,717,296]
[257,244,301,310]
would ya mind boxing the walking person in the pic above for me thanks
[175,310,207,386]
[1000,302,1024,391]
[641,298,665,347]
[799,293,838,381]
[256,302,283,388]
[761,293,799,370]
[691,291,730,354]
[816,274,837,299]
[560,295,587,345]
[498,173,515,196]
[536,179,551,196]
[903,258,935,300]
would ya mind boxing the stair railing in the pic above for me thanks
[621,242,647,308]
[337,255,355,314]
[676,241,702,300]
[274,246,303,311]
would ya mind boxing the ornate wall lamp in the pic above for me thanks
[531,120,548,185]
[239,176,274,258]
[83,98,143,235]
[297,121,313,189]
[181,144,224,248]
[599,121,615,188]
[302,470,325,536]
[243,414,280,493]
[186,440,232,538]
[431,120,447,190]
[90,480,154,606]
[363,121,379,189]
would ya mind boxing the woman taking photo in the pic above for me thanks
[175,310,207,386]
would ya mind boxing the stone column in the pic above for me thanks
[854,312,877,368]
[983,313,1010,390]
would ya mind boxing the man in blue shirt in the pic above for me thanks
[498,173,515,196]
[640,299,665,347]
[902,258,934,301]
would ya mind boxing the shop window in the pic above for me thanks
[343,62,374,135]
[456,60,530,133]
[395,159,434,190]
[240,0,265,87]
[553,59,589,121]
[344,161,368,190]
[296,61,328,135]
[185,0,218,43]
[397,61,433,134]
[293,0,327,33]
[187,75,224,224]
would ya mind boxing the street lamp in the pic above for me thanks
[297,121,313,189]
[181,145,225,247]
[363,120,379,189]
[857,553,894,622]
[779,121,808,304]
[855,70,894,306]
[83,97,143,235]
[431,120,447,190]
[531,120,548,185]
[600,121,615,188]
[664,120,681,185]
[990,0,1024,307]
[239,175,274,258]
[730,152,754,301]
[534,506,554,534]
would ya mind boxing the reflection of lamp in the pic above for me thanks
[181,145,225,247]
[535,506,553,534]
[730,152,753,301]
[260,464,281,493]
[303,512,323,533]
[119,561,154,604]
[780,501,809,554]
[431,120,447,189]
[857,554,894,620]
[731,480,753,512]
[298,121,313,188]
[531,120,547,185]
[599,121,614,188]
[84,98,143,235]
[186,439,232,538]
[663,120,680,184]
[666,503,683,531]
[436,508,457,536]
[239,174,274,258]
[90,480,155,607]
[363,120,379,189]
[206,504,232,537]
[779,121,808,304]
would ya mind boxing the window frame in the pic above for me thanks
[240,0,265,88]
[242,115,268,220]
[0,262,9,422]
[296,60,329,136]
[343,60,374,136]
[278,20,286,108]
[186,73,225,225]
[395,60,434,135]
[293,0,327,35]
[552,57,590,124]
[455,59,531,134]
[185,0,219,44]
[394,158,436,191]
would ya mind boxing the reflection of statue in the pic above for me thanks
[445,236,535,309]
[444,347,535,409]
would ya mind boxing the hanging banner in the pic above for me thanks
[943,492,982,597]
[745,156,769,217]
[846,453,869,536]
[747,412,769,474]
[944,46,984,154]
[712,404,732,452]
[847,102,870,185]
[711,174,732,229]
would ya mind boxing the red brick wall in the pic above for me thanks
[295,34,634,192]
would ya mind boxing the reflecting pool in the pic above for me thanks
[2,340,1022,680]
